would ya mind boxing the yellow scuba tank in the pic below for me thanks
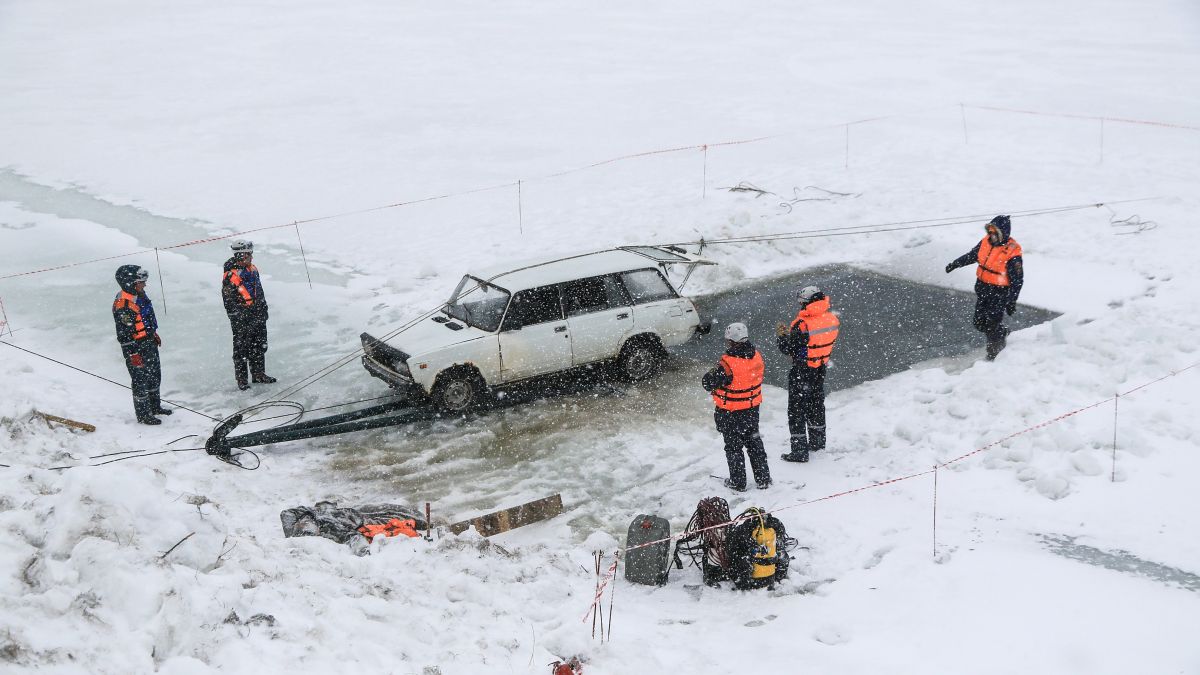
[748,509,776,579]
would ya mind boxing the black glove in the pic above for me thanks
[1006,302,1016,316]
[944,262,956,274]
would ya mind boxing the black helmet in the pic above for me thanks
[115,264,149,292]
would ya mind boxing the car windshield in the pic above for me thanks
[444,275,511,332]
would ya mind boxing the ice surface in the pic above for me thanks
[2,0,1199,672]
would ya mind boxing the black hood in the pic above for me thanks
[990,215,1012,242]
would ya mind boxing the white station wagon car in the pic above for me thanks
[360,246,713,412]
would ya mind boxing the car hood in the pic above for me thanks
[391,315,491,358]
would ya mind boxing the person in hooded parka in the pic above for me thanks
[945,215,1025,360]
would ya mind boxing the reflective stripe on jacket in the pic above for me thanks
[224,265,257,306]
[713,350,764,411]
[113,290,148,341]
[975,236,1022,287]
[790,297,840,368]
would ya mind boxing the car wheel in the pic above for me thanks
[432,370,484,413]
[619,340,663,382]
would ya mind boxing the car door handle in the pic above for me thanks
[616,312,629,320]
[554,325,568,333]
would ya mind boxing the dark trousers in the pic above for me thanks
[973,280,1009,358]
[715,407,771,488]
[787,365,826,453]
[124,342,162,419]
[230,315,269,376]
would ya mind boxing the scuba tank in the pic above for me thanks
[746,507,777,579]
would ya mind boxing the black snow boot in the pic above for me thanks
[808,424,826,452]
[235,359,250,391]
[723,478,747,492]
[150,390,172,415]
[986,325,1010,361]
[250,353,276,383]
[134,395,159,425]
[781,449,809,463]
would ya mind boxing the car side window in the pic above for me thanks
[602,274,631,307]
[562,277,611,317]
[502,285,563,330]
[620,269,677,304]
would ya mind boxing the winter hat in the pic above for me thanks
[230,239,254,254]
[797,285,824,306]
[115,264,149,293]
[724,322,749,342]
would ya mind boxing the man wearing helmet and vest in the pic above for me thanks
[945,215,1024,361]
[112,264,171,424]
[702,322,772,491]
[776,285,840,463]
[222,240,275,390]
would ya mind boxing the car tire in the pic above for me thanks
[431,370,485,413]
[618,339,663,382]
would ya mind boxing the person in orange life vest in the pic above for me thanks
[776,285,839,463]
[702,322,772,492]
[945,215,1024,361]
[112,265,171,425]
[222,240,275,390]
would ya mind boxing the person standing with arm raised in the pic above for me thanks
[945,215,1024,361]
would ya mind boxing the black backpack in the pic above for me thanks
[673,497,733,586]
[624,514,671,586]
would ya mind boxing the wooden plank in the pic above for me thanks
[449,493,563,537]
[36,412,96,433]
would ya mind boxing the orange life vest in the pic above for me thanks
[357,518,420,541]
[224,265,256,306]
[790,297,839,368]
[712,350,764,411]
[975,236,1022,287]
[113,290,147,340]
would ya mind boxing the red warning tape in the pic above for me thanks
[0,182,518,281]
[966,104,1200,132]
[3,103,1193,283]
[582,359,1200,620]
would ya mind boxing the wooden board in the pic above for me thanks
[449,494,563,537]
[36,412,96,433]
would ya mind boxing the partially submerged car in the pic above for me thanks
[361,246,714,412]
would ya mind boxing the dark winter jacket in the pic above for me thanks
[112,291,158,358]
[702,340,758,392]
[222,258,269,320]
[947,224,1024,307]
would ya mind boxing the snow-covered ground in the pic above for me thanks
[2,1,1199,672]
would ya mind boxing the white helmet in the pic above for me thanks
[797,285,823,306]
[230,239,254,254]
[724,322,749,342]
